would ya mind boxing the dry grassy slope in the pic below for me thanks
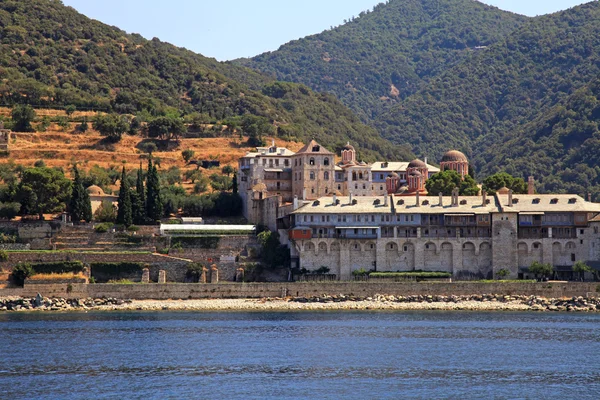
[0,109,304,191]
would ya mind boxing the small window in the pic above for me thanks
[403,246,408,252]
[571,253,576,262]
[533,243,540,249]
[309,158,315,166]
[580,229,584,235]
[324,158,330,166]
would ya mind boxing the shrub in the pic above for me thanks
[91,262,145,276]
[369,272,451,279]
[0,250,7,262]
[186,263,205,282]
[352,268,369,277]
[10,263,35,286]
[182,149,195,163]
[30,261,85,274]
[94,201,117,222]
[314,266,330,274]
[496,269,510,279]
[94,222,113,233]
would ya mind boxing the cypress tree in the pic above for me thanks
[116,167,133,227]
[69,165,91,222]
[81,181,93,223]
[232,172,238,194]
[133,162,146,224]
[145,158,163,222]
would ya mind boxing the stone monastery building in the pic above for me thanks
[238,140,600,280]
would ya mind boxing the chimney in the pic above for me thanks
[482,190,487,206]
[384,193,388,206]
[390,195,395,213]
[333,194,337,205]
[528,176,535,195]
[508,189,513,207]
[439,192,443,207]
[453,188,459,207]
[293,196,299,210]
[302,188,307,200]
[416,191,420,207]
[279,148,285,155]
[424,157,428,166]
[589,193,592,202]
[272,139,276,147]
[349,193,353,205]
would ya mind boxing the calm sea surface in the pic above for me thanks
[0,311,599,399]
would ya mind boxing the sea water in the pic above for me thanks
[1,311,599,399]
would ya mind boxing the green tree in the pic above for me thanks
[182,149,195,163]
[482,172,527,195]
[116,167,133,227]
[257,230,290,268]
[17,167,72,220]
[94,200,117,222]
[242,115,273,147]
[145,158,162,222]
[232,172,238,194]
[572,261,591,282]
[0,202,21,220]
[209,173,233,191]
[65,105,76,117]
[78,117,89,133]
[193,176,209,194]
[94,114,130,142]
[133,163,146,224]
[69,165,92,222]
[148,116,186,145]
[11,104,36,132]
[221,165,234,177]
[528,261,554,280]
[139,142,158,155]
[426,170,478,196]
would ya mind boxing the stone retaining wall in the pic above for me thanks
[3,282,599,300]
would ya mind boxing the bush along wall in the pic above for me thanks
[90,262,146,283]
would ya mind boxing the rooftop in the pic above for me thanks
[370,162,440,173]
[293,195,500,215]
[497,194,600,213]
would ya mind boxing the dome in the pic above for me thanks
[441,150,468,163]
[86,185,105,196]
[409,170,422,177]
[252,183,267,192]
[389,172,400,179]
[359,161,367,166]
[343,142,355,151]
[408,159,426,169]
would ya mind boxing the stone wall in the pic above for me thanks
[4,282,599,300]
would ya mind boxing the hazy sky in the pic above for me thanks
[62,0,591,61]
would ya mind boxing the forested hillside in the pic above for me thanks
[484,75,600,200]
[0,0,409,161]
[238,0,527,121]
[376,2,600,180]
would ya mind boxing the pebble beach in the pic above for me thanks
[2,294,600,312]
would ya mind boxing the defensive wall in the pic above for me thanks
[2,282,599,300]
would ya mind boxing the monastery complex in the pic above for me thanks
[238,140,600,280]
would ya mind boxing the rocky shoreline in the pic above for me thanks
[1,293,600,312]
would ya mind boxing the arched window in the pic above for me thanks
[353,172,357,181]
[324,158,330,166]
[324,171,330,180]
[309,158,315,166]
[310,172,315,180]
[359,173,363,180]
